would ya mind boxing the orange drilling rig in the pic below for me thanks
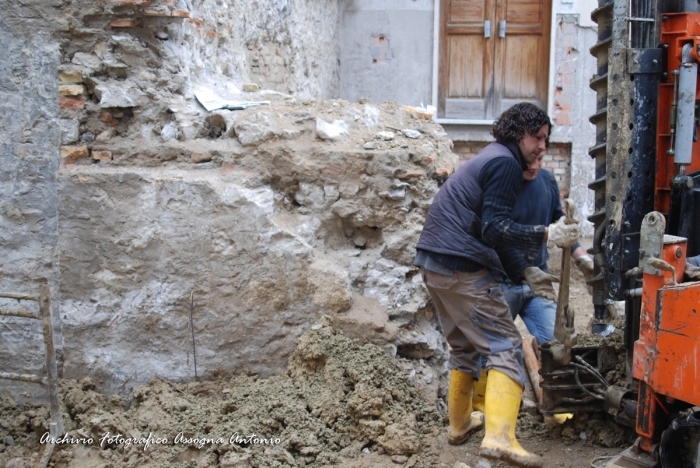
[537,1,700,467]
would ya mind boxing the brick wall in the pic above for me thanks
[452,141,572,197]
[452,141,489,164]
[544,143,572,198]
[247,42,291,93]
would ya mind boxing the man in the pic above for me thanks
[469,154,595,424]
[414,103,580,468]
[497,153,594,347]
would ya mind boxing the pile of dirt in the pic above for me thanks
[0,317,638,468]
[0,318,444,468]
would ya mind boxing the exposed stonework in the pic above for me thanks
[1,0,343,399]
[57,95,456,395]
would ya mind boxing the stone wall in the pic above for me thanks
[57,99,455,395]
[0,0,357,398]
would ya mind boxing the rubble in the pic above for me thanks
[0,321,444,467]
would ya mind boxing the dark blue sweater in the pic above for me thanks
[415,141,545,279]
[496,169,580,283]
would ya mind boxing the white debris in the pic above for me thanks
[316,118,349,141]
[402,129,421,139]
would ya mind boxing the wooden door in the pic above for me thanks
[439,0,551,120]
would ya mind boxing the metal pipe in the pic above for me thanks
[674,43,697,166]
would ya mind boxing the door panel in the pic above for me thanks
[503,36,539,98]
[448,36,485,97]
[439,0,551,119]
[506,0,541,24]
[492,0,550,115]
[451,0,486,21]
[439,0,495,119]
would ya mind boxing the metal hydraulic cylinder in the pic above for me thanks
[675,43,697,166]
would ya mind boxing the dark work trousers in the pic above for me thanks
[421,268,526,389]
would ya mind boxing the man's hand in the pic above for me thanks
[547,216,581,248]
[522,266,559,302]
[574,256,594,282]
[685,261,700,281]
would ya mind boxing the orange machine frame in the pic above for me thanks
[633,235,700,451]
[656,13,700,214]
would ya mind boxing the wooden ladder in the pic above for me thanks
[1,280,65,466]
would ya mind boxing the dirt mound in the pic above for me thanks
[0,318,443,467]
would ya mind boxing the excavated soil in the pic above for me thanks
[1,308,635,468]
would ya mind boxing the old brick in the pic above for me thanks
[59,97,85,110]
[60,158,79,169]
[59,70,82,83]
[436,167,452,178]
[143,7,170,16]
[119,0,152,5]
[110,19,140,28]
[60,145,89,159]
[555,111,571,126]
[191,152,212,163]
[92,150,112,161]
[396,171,422,180]
[59,84,85,96]
[171,9,191,17]
[100,111,120,125]
[320,165,345,176]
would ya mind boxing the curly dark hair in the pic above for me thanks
[491,103,552,147]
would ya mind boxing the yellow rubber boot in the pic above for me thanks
[448,369,484,445]
[479,370,543,468]
[472,370,487,413]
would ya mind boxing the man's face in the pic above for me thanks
[523,153,545,181]
[517,124,549,164]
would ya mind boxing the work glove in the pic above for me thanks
[574,256,594,282]
[547,216,581,248]
[522,266,559,302]
[685,261,700,281]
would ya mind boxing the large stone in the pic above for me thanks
[233,111,276,146]
[93,80,148,108]
[58,119,79,144]
[316,118,349,141]
[71,52,102,71]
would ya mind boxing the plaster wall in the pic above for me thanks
[549,13,598,235]
[0,1,63,399]
[338,0,434,107]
